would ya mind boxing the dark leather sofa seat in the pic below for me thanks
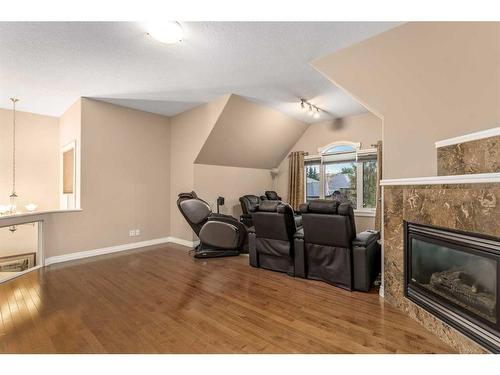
[294,200,380,291]
[248,200,299,275]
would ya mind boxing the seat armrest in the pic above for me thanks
[248,232,258,267]
[207,214,238,226]
[352,230,381,292]
[294,227,304,239]
[352,230,379,247]
[293,214,303,229]
[210,213,236,220]
[294,230,306,278]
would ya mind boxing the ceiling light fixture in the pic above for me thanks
[300,99,322,120]
[145,21,184,44]
[313,107,320,119]
[300,99,306,111]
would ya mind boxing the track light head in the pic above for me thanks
[313,107,320,119]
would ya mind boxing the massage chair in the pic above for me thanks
[177,192,247,258]
[294,200,380,291]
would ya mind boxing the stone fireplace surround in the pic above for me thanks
[381,129,500,353]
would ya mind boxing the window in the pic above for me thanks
[305,163,320,202]
[304,142,377,212]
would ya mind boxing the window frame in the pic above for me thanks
[304,142,377,217]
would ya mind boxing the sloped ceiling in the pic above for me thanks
[195,94,309,169]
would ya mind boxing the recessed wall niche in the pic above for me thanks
[0,221,40,283]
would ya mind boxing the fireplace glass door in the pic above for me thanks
[411,237,497,324]
[405,222,500,352]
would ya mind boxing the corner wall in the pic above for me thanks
[45,99,171,257]
[169,95,230,241]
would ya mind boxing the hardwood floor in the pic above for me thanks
[0,244,455,353]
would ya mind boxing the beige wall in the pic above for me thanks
[194,164,273,219]
[312,22,500,179]
[169,95,230,241]
[196,95,309,169]
[0,108,59,211]
[45,99,170,256]
[276,112,382,231]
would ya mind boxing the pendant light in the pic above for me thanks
[9,98,19,215]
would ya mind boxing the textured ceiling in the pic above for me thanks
[0,22,402,121]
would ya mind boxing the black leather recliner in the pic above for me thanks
[177,192,247,258]
[294,200,380,291]
[239,195,261,227]
[248,200,299,275]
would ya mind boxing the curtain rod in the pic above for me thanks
[288,151,309,158]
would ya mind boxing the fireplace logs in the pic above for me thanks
[428,269,496,322]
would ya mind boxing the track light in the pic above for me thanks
[299,99,323,120]
[313,107,320,119]
[301,99,306,111]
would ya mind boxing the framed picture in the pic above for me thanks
[0,252,36,272]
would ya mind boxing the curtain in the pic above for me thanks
[288,151,306,210]
[374,141,383,232]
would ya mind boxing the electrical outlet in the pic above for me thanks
[129,230,135,237]
[135,229,141,236]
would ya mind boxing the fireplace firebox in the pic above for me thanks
[404,222,500,353]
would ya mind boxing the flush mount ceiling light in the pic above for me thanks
[300,99,322,120]
[145,21,184,44]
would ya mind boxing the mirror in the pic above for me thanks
[0,221,40,283]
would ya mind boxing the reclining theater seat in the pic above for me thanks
[177,192,247,258]
[294,200,381,291]
[248,200,299,275]
[239,195,261,227]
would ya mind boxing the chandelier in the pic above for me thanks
[0,98,38,222]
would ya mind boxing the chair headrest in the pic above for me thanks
[265,191,280,200]
[242,195,260,204]
[300,200,339,215]
[254,200,280,212]
[338,202,354,216]
[178,191,198,200]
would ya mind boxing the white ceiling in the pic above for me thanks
[0,22,401,121]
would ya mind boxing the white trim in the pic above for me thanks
[60,140,78,209]
[354,209,376,217]
[0,209,82,223]
[166,237,200,248]
[0,265,42,284]
[380,172,500,186]
[318,141,360,154]
[45,236,198,266]
[435,126,500,148]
